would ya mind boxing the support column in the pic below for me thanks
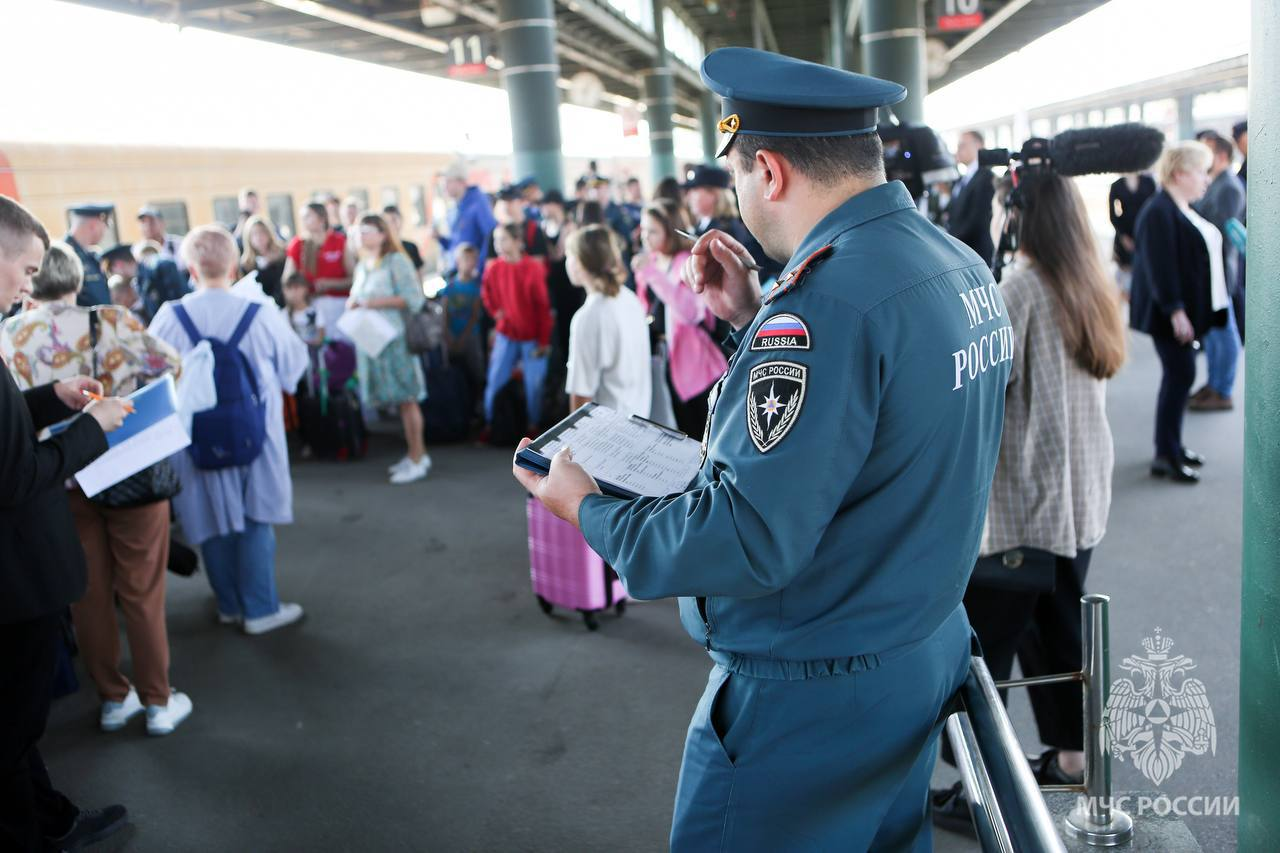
[497,0,564,192]
[860,0,925,124]
[1176,92,1196,140]
[1241,2,1280,848]
[830,0,847,70]
[644,0,677,186]
[700,89,718,165]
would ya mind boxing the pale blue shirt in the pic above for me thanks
[149,288,309,544]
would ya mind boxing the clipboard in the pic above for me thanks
[515,403,702,500]
[71,376,191,498]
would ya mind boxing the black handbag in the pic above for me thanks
[87,312,182,509]
[969,546,1058,593]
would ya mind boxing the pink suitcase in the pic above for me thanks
[527,497,628,630]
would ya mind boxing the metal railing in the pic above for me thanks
[945,593,1134,850]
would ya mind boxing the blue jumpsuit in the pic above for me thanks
[578,180,1013,850]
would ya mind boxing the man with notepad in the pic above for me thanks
[516,48,1011,850]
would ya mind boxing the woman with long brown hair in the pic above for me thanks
[933,168,1127,835]
[239,215,287,305]
[348,213,428,484]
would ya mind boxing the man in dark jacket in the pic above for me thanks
[1189,133,1246,410]
[0,196,132,852]
[1108,173,1157,299]
[947,131,996,266]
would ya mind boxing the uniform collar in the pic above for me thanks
[780,180,915,280]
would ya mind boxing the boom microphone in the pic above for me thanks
[1050,123,1166,176]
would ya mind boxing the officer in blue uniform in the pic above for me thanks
[64,203,113,307]
[515,47,1011,851]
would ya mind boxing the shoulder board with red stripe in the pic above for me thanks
[763,244,835,305]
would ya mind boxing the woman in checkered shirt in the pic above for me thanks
[934,168,1127,833]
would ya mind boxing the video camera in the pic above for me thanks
[878,123,959,203]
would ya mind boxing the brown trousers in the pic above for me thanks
[68,493,172,707]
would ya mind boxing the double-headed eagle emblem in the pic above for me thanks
[1104,628,1216,786]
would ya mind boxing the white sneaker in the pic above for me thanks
[145,690,193,736]
[217,611,242,626]
[100,688,144,732]
[387,455,412,474]
[389,455,431,485]
[243,602,305,635]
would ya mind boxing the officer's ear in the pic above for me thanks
[753,148,790,203]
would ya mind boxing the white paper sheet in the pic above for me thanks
[337,308,398,358]
[534,405,702,497]
[75,413,191,498]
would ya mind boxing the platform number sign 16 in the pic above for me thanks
[937,0,984,32]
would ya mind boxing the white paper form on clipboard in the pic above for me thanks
[515,404,703,499]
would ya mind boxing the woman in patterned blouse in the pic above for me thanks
[0,243,194,736]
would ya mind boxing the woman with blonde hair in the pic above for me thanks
[1129,140,1224,483]
[0,242,192,735]
[632,198,726,437]
[239,215,287,306]
[564,225,651,417]
[348,213,429,484]
[932,166,1128,832]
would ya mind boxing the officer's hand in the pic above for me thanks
[685,229,761,330]
[512,437,602,529]
[54,376,103,412]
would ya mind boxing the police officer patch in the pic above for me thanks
[746,361,807,453]
[750,313,811,351]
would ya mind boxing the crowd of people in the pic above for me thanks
[0,109,1251,848]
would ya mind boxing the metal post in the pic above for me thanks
[699,90,718,165]
[1065,594,1134,845]
[859,0,925,123]
[496,0,565,192]
[829,0,847,69]
[947,713,1015,853]
[1241,1,1280,847]
[644,0,677,186]
[1175,92,1196,141]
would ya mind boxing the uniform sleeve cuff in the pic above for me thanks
[578,492,614,563]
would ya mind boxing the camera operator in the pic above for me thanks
[933,166,1127,835]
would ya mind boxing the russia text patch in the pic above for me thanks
[750,313,811,351]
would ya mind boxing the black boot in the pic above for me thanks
[930,782,977,838]
[46,805,128,851]
[1151,455,1199,483]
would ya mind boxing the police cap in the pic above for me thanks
[99,244,137,266]
[700,47,907,158]
[137,205,164,220]
[682,164,731,191]
[69,202,114,218]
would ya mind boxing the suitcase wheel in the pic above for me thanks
[582,611,600,631]
[614,600,627,617]
[536,595,554,616]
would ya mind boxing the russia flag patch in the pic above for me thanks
[750,313,811,351]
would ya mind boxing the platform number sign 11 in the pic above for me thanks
[448,35,488,78]
[937,0,984,32]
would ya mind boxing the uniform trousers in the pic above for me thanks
[68,493,172,707]
[670,606,971,851]
[0,612,80,851]
[962,550,1091,751]
[1151,336,1197,461]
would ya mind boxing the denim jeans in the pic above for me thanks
[200,520,280,620]
[483,333,548,426]
[1202,301,1240,397]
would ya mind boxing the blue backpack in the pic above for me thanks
[172,302,267,470]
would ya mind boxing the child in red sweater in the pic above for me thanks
[481,224,553,432]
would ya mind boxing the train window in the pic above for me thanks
[381,186,400,210]
[146,201,189,236]
[347,188,369,210]
[212,196,240,229]
[409,185,427,227]
[64,206,120,249]
[268,193,296,240]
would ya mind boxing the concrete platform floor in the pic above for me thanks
[43,332,1243,851]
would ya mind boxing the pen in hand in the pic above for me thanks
[82,389,135,414]
[675,228,763,273]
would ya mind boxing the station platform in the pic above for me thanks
[43,331,1242,852]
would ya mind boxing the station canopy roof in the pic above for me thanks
[69,0,1108,126]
